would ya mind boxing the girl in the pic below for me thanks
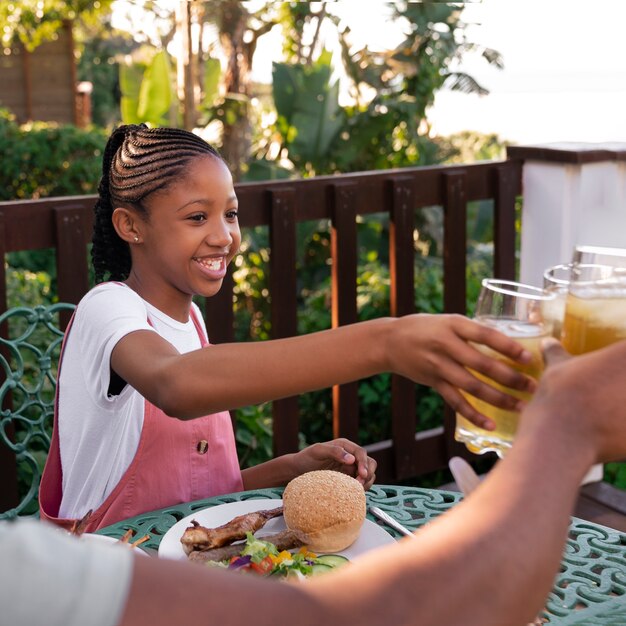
[39,125,534,531]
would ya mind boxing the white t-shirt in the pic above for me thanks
[0,519,132,626]
[58,282,207,519]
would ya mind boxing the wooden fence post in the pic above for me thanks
[269,188,300,456]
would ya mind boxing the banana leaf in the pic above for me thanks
[137,49,172,124]
[202,58,221,108]
[272,51,344,166]
[118,61,144,125]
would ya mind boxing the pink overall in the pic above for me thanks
[39,306,243,532]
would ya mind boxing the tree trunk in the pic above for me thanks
[213,0,252,180]
[176,0,197,130]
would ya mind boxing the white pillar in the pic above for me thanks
[508,143,626,288]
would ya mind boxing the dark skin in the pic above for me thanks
[108,155,535,489]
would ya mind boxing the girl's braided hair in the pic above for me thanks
[92,124,223,283]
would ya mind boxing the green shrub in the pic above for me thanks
[0,108,107,201]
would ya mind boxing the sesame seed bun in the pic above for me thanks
[283,470,366,552]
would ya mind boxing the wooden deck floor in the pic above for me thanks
[575,482,626,532]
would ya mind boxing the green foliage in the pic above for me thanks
[232,227,271,342]
[0,109,101,304]
[0,108,107,201]
[119,49,174,126]
[243,160,293,182]
[234,404,274,469]
[327,102,442,174]
[6,268,53,309]
[437,131,507,165]
[272,51,344,174]
[605,462,626,490]
[202,58,222,108]
[0,0,114,51]
[249,2,505,178]
[137,50,173,122]
[277,1,314,62]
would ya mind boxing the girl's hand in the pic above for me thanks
[386,314,537,430]
[291,438,377,490]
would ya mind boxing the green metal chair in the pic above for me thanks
[0,303,75,520]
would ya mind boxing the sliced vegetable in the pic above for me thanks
[250,555,275,575]
[210,533,350,579]
[309,563,333,576]
[316,555,350,568]
[228,554,252,570]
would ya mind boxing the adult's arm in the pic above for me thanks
[118,340,626,626]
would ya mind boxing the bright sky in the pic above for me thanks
[255,0,626,145]
[428,0,626,144]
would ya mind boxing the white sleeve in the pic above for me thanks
[0,520,133,626]
[71,284,157,406]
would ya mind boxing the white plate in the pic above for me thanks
[158,498,396,561]
[81,533,149,556]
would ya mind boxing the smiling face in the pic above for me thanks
[123,155,241,319]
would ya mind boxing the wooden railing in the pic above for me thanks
[0,159,522,498]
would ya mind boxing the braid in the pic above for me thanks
[91,125,223,283]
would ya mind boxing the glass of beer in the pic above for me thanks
[542,263,613,340]
[542,263,572,339]
[561,264,626,355]
[455,279,555,458]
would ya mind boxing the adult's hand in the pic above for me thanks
[529,338,626,464]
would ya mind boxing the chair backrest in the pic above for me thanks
[0,303,75,520]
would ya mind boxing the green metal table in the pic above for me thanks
[99,484,626,625]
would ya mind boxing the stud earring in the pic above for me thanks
[133,236,139,243]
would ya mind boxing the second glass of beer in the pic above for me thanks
[561,264,626,354]
[455,279,555,458]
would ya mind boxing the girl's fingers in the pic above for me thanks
[346,443,371,479]
[458,318,533,364]
[430,354,526,412]
[451,340,536,393]
[320,438,376,486]
[362,458,377,489]
[436,380,497,430]
[322,443,356,466]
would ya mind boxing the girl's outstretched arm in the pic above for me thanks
[111,313,535,427]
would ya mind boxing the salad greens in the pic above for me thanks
[208,532,349,579]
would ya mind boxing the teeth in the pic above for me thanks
[195,257,223,270]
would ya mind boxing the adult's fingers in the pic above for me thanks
[542,338,571,368]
